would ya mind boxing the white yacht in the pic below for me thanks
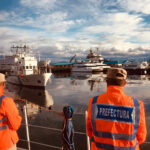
[72,62,102,73]
[72,48,110,73]
[72,62,109,72]
[122,61,148,74]
[0,45,52,88]
[123,61,148,69]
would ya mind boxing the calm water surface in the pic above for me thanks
[5,73,150,150]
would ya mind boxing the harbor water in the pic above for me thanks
[5,73,150,150]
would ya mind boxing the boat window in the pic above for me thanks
[30,66,32,69]
[26,66,28,69]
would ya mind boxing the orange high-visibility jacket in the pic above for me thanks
[86,86,147,150]
[0,89,22,150]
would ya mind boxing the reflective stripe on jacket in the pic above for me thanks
[0,92,22,150]
[86,86,147,150]
[0,95,9,131]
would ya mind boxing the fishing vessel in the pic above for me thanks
[0,45,52,88]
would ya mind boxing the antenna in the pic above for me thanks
[96,47,100,54]
[96,47,99,52]
[38,51,40,61]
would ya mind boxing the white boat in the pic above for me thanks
[0,45,52,88]
[72,48,110,73]
[72,63,103,72]
[123,61,148,69]
[122,61,148,74]
[72,62,110,73]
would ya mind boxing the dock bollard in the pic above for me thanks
[24,105,31,150]
[85,111,91,150]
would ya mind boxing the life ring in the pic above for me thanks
[20,74,24,77]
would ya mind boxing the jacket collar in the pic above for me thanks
[107,85,124,95]
[0,87,4,96]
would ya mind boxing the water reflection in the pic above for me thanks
[127,75,150,85]
[5,83,54,108]
[71,72,106,91]
[52,72,71,78]
[127,75,150,80]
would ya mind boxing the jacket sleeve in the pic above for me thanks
[136,100,147,144]
[86,98,93,139]
[3,97,22,131]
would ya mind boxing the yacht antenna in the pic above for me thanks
[96,47,99,54]
[38,51,40,61]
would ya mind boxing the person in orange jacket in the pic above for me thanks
[0,73,22,150]
[86,68,147,150]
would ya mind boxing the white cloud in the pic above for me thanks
[45,20,74,32]
[0,26,84,57]
[0,12,9,21]
[1,10,73,33]
[20,0,58,10]
[85,13,143,35]
[134,31,150,43]
[0,27,46,52]
[89,37,140,52]
[119,0,150,14]
[81,12,149,51]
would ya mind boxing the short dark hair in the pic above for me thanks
[106,78,126,86]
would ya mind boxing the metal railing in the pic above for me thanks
[4,92,88,150]
[22,107,150,150]
[19,139,61,150]
[20,105,88,150]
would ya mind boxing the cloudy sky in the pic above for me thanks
[0,0,150,62]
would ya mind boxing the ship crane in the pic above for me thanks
[69,54,76,63]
